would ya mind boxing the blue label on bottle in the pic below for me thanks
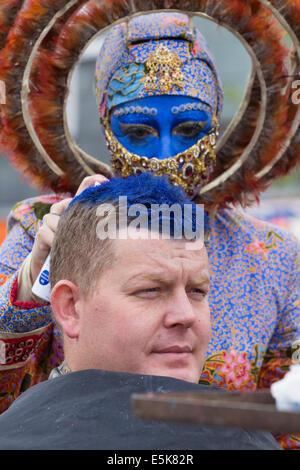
[39,270,49,286]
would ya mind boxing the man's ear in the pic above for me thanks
[50,280,81,339]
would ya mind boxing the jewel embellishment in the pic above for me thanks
[113,106,157,117]
[183,163,194,179]
[141,45,184,94]
[171,102,211,115]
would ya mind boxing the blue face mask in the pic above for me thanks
[109,95,213,160]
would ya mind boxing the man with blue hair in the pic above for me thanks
[0,174,280,450]
[49,173,210,383]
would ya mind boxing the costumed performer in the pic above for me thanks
[0,6,299,449]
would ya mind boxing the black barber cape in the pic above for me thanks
[0,369,281,450]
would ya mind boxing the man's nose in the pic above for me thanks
[163,289,197,329]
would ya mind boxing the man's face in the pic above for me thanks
[74,233,211,383]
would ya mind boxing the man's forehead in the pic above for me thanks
[113,233,208,272]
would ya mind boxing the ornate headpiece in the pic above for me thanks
[142,45,184,94]
[95,13,223,196]
[0,1,299,209]
[95,12,223,119]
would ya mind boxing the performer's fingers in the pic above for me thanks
[50,198,73,216]
[75,174,109,196]
[39,197,73,237]
[42,213,61,233]
[34,224,55,252]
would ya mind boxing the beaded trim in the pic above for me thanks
[171,102,211,115]
[0,325,49,370]
[113,105,158,117]
[102,117,219,197]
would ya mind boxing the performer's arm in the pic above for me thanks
[257,236,300,449]
[0,198,60,413]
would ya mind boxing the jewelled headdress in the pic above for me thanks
[95,12,223,196]
[0,1,299,208]
[95,12,223,120]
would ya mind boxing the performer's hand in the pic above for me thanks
[30,197,72,286]
[30,174,108,285]
[74,174,109,195]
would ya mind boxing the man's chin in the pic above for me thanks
[144,355,201,383]
[167,371,200,384]
[143,367,200,384]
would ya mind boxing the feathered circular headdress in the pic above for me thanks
[0,0,299,208]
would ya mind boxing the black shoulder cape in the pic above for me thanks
[0,369,281,450]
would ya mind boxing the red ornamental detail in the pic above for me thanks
[204,151,212,167]
[184,164,193,178]
[0,335,43,367]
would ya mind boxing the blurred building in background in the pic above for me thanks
[1,16,299,243]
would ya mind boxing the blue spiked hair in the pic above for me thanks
[70,173,191,207]
[68,173,206,239]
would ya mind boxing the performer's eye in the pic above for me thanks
[119,123,158,141]
[172,121,209,138]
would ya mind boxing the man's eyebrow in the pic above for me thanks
[124,271,210,286]
[188,273,210,285]
[124,272,172,285]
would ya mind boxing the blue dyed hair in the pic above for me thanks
[69,173,205,239]
[71,173,190,207]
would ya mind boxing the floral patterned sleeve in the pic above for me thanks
[257,236,300,450]
[0,196,64,413]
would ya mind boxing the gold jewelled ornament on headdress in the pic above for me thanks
[102,116,219,197]
[141,45,184,95]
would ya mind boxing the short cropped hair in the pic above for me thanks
[50,173,205,298]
